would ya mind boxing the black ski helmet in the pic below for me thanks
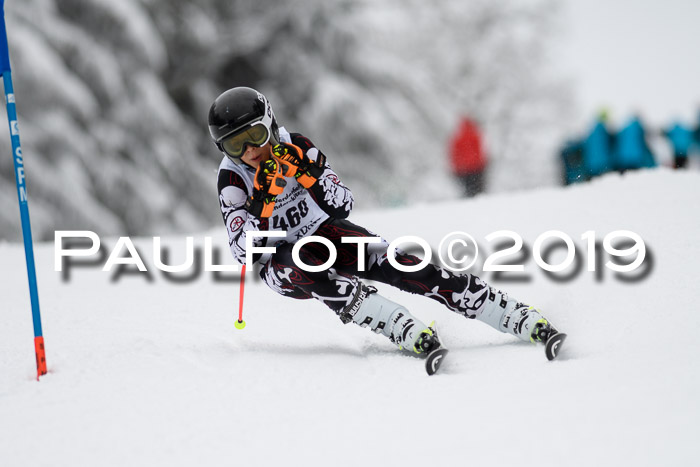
[208,87,280,163]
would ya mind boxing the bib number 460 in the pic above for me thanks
[273,199,310,230]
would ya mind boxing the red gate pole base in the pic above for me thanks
[34,336,47,380]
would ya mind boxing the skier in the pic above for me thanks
[209,86,563,370]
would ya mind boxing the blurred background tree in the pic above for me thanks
[0,0,571,240]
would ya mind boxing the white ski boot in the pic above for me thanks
[477,286,556,343]
[339,283,435,354]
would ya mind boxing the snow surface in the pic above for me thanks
[1,168,699,466]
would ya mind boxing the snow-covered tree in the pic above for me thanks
[0,0,570,240]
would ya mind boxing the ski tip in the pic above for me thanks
[425,348,449,375]
[545,332,567,361]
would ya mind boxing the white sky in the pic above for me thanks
[551,0,700,130]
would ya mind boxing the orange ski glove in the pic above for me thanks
[244,158,288,218]
[271,142,326,189]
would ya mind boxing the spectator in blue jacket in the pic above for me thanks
[693,110,700,151]
[583,111,615,177]
[559,138,586,185]
[663,122,694,169]
[613,115,657,172]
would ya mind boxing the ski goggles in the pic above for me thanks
[219,121,271,159]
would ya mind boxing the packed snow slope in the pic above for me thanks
[1,168,699,467]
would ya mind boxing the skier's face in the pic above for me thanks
[241,143,272,169]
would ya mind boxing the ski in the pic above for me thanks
[545,332,567,361]
[425,347,449,375]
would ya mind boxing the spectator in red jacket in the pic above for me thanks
[449,117,488,197]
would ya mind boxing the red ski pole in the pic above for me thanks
[234,264,247,329]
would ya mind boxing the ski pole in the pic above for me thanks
[0,0,47,380]
[235,264,247,329]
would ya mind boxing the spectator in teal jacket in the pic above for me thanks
[613,116,656,171]
[663,122,693,169]
[583,111,614,177]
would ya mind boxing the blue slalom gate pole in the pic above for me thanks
[0,0,47,379]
